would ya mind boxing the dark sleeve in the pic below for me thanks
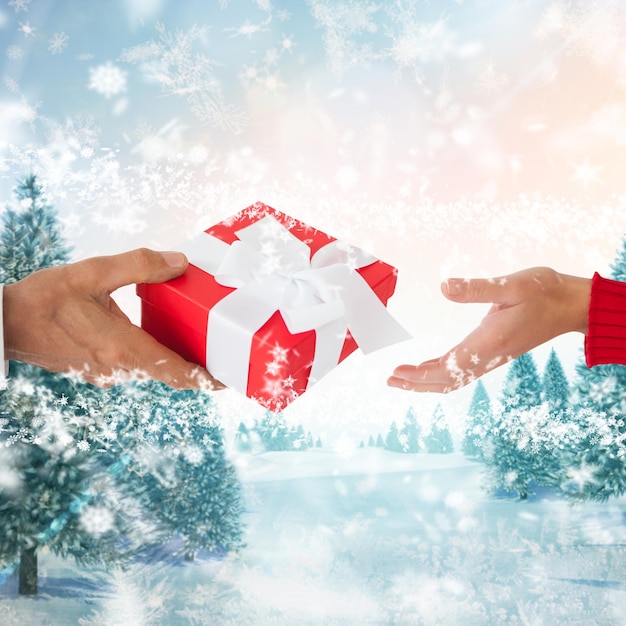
[585,272,626,367]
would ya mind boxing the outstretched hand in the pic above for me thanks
[3,248,224,390]
[388,267,591,393]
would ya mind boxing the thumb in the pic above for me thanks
[81,248,189,293]
[441,276,509,304]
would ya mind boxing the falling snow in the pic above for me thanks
[1,1,626,623]
[88,62,127,98]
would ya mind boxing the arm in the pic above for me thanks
[2,248,223,390]
[388,267,591,393]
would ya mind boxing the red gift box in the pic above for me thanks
[137,202,409,411]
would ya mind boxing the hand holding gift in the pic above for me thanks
[3,248,223,389]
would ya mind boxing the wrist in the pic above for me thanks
[562,273,592,335]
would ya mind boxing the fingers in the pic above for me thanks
[76,248,189,294]
[92,323,225,390]
[442,276,512,304]
[388,348,508,393]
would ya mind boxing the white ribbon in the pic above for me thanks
[177,216,410,397]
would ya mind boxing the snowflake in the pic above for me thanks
[56,394,69,406]
[265,360,282,376]
[88,62,127,99]
[48,32,69,55]
[5,45,24,61]
[80,505,114,536]
[269,344,289,363]
[3,76,20,93]
[18,21,36,37]
[8,0,31,12]
[570,157,603,190]
[280,34,295,52]
[77,440,90,452]
[477,61,509,95]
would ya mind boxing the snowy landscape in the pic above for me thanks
[2,0,626,624]
[3,449,626,625]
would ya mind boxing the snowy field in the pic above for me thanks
[3,449,626,625]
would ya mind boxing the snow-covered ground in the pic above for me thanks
[3,449,626,625]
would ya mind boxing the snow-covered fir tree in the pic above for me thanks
[0,377,142,595]
[250,412,317,452]
[0,177,130,594]
[399,407,421,453]
[484,352,544,499]
[462,380,492,459]
[234,422,253,453]
[423,405,453,454]
[385,421,403,452]
[0,175,71,284]
[542,348,570,416]
[113,385,244,560]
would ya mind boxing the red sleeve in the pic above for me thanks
[585,272,626,367]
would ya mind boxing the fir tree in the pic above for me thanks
[0,176,122,594]
[116,385,244,560]
[254,411,292,451]
[385,421,403,453]
[234,422,252,453]
[423,405,453,454]
[0,376,139,595]
[0,175,71,284]
[290,424,308,451]
[543,349,569,416]
[375,434,384,448]
[484,353,544,499]
[367,435,375,447]
[462,380,492,459]
[399,407,421,453]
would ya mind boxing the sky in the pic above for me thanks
[1,0,626,442]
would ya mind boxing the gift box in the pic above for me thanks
[137,202,410,411]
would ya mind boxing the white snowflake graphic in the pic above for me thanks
[8,0,31,13]
[48,31,69,55]
[18,21,36,37]
[88,62,127,99]
[5,45,24,61]
[79,505,115,537]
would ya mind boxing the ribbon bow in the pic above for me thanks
[178,216,410,397]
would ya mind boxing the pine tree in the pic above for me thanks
[367,435,375,447]
[385,421,403,452]
[484,353,544,499]
[0,175,71,284]
[399,407,421,453]
[423,405,453,454]
[375,434,384,448]
[0,176,122,594]
[543,349,569,416]
[462,380,492,459]
[290,424,308,451]
[234,422,252,453]
[116,385,244,560]
[254,411,292,451]
[0,375,139,595]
